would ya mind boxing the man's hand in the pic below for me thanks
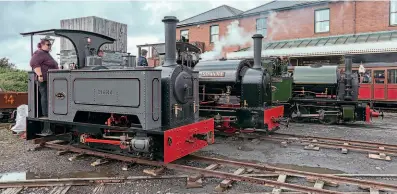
[38,75,44,82]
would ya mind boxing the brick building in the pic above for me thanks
[176,0,397,65]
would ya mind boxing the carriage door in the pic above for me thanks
[387,69,397,101]
[373,69,386,100]
[358,69,372,100]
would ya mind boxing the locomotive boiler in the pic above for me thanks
[22,16,214,163]
[286,55,372,124]
[193,34,285,134]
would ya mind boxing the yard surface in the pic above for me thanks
[0,114,397,193]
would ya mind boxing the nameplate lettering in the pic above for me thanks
[200,71,225,77]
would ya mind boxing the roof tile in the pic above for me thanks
[178,5,243,26]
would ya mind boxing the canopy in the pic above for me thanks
[21,29,115,68]
[228,30,397,58]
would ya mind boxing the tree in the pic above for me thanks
[0,67,28,92]
[0,57,16,69]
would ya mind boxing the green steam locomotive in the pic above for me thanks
[267,55,379,124]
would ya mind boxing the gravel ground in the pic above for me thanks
[1,114,397,193]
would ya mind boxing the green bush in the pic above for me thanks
[0,58,29,92]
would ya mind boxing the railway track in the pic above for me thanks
[2,140,397,194]
[234,131,397,161]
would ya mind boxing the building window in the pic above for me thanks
[210,25,219,43]
[315,9,330,33]
[256,18,267,37]
[391,1,397,25]
[180,30,189,42]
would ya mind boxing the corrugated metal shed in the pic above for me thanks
[177,5,243,27]
[60,16,127,53]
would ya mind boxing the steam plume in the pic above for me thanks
[200,20,252,61]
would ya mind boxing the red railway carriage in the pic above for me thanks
[351,63,397,105]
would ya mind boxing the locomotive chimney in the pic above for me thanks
[162,16,179,67]
[252,34,264,69]
[344,55,353,101]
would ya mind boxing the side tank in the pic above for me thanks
[292,65,340,96]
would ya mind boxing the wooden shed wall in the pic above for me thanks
[60,16,127,52]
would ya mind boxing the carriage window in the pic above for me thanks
[361,70,372,84]
[374,70,385,84]
[388,69,397,84]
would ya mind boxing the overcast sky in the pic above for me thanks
[0,0,267,70]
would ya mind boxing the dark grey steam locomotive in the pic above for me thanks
[193,34,286,134]
[22,16,214,163]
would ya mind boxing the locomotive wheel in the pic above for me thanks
[290,106,309,123]
[319,116,338,125]
[318,109,338,125]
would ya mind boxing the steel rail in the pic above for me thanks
[273,132,397,150]
[42,142,344,194]
[235,132,397,156]
[261,136,397,156]
[189,155,397,191]
[0,175,189,189]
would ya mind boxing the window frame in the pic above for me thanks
[210,25,219,43]
[256,17,267,37]
[314,8,330,33]
[180,29,189,42]
[390,1,397,26]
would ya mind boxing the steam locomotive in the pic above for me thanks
[266,56,383,124]
[193,34,286,134]
[22,16,214,163]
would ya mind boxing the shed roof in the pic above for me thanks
[227,30,397,58]
[262,30,397,51]
[177,5,243,27]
